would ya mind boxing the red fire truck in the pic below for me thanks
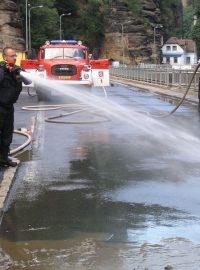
[21,40,110,97]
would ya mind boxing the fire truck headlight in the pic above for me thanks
[83,74,89,80]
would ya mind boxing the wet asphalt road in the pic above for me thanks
[1,83,200,269]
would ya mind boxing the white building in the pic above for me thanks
[161,37,197,66]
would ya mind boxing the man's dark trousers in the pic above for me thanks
[0,105,14,159]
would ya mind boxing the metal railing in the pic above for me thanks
[110,64,200,91]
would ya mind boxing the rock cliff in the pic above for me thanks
[0,0,24,51]
[101,0,181,64]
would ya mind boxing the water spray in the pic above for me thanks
[14,62,200,158]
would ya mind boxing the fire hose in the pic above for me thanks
[11,87,109,156]
[147,62,200,117]
[21,104,110,124]
[11,129,32,156]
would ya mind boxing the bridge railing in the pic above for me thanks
[110,64,200,91]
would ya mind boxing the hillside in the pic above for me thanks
[101,0,182,63]
[0,0,187,63]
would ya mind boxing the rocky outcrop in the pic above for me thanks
[101,0,170,64]
[0,0,24,50]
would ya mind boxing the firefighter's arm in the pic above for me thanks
[0,68,4,83]
[0,61,7,82]
[12,66,32,85]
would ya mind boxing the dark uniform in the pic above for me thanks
[0,61,30,166]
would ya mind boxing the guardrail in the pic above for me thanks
[110,65,200,91]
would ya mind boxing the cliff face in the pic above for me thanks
[101,0,180,64]
[0,0,24,50]
[0,0,182,62]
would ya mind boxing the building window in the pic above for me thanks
[186,57,190,64]
[174,57,178,63]
[166,45,171,51]
[166,57,170,64]
[172,46,177,51]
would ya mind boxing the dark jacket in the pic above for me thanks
[0,62,30,107]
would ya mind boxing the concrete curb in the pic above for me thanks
[0,115,37,222]
[111,76,199,105]
[0,159,19,220]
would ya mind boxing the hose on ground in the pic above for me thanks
[22,104,110,124]
[11,129,32,156]
[22,86,110,124]
[148,62,200,117]
[45,109,110,124]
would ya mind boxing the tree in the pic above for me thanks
[54,0,78,15]
[192,0,200,57]
[183,5,195,38]
[18,0,59,49]
[31,7,59,49]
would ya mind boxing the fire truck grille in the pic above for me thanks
[51,65,77,76]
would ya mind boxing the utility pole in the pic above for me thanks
[119,21,131,66]
[59,13,71,40]
[120,23,124,66]
[25,0,28,51]
[28,5,43,50]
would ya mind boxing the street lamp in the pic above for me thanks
[120,23,124,66]
[153,24,163,64]
[120,21,131,66]
[59,13,71,40]
[25,0,28,51]
[28,5,43,50]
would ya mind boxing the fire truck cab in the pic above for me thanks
[21,40,110,88]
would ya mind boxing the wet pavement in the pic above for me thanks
[0,84,200,269]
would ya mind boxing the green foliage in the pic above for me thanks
[125,0,142,16]
[31,8,59,48]
[18,0,59,49]
[54,0,78,15]
[192,21,200,57]
[160,0,181,8]
[31,0,56,8]
[55,0,108,51]
[17,0,108,51]
[183,5,195,38]
[76,0,106,48]
[195,0,200,17]
[191,0,200,57]
[160,0,182,39]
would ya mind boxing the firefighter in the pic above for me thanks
[0,47,30,167]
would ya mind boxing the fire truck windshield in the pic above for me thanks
[43,48,85,59]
